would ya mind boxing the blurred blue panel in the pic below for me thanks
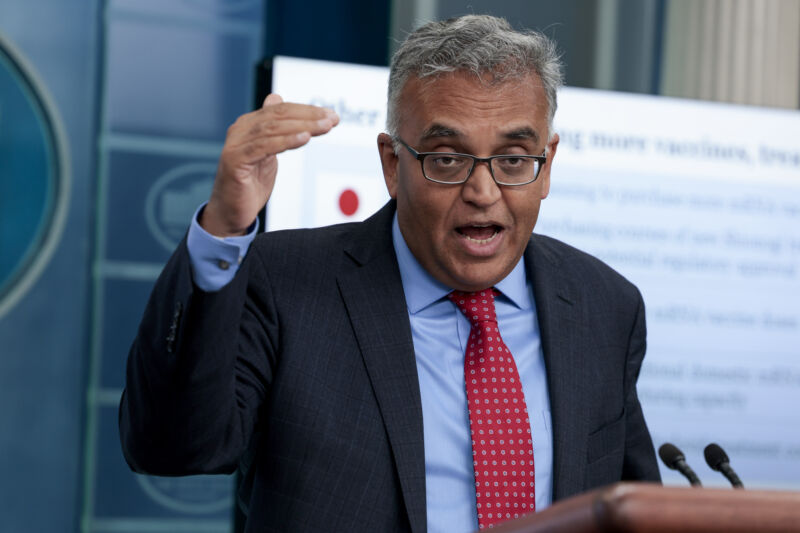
[113,0,263,22]
[100,278,157,390]
[0,48,54,297]
[0,0,99,530]
[92,405,234,520]
[105,15,257,140]
[266,0,390,66]
[104,150,217,263]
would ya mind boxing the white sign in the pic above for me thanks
[269,56,800,490]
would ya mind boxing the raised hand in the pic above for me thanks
[201,93,339,237]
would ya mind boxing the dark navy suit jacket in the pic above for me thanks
[120,200,660,532]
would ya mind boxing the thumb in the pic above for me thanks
[263,93,283,107]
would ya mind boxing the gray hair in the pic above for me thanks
[386,15,563,141]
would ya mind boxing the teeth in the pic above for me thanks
[464,230,499,244]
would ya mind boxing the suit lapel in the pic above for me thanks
[337,202,427,533]
[524,235,590,501]
[334,208,591,524]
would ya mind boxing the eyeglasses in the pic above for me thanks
[394,137,546,186]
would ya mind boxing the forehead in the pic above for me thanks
[397,71,549,142]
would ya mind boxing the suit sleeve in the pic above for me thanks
[118,238,276,475]
[621,290,662,482]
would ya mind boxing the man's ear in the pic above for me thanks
[377,133,399,198]
[539,132,559,199]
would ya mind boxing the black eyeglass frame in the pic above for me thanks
[394,137,547,186]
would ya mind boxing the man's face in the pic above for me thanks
[378,72,559,291]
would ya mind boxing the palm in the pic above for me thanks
[202,95,338,237]
[242,154,278,206]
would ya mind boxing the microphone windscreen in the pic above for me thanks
[704,443,730,471]
[658,442,685,469]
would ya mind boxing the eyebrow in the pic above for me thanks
[503,127,540,145]
[419,124,541,146]
[420,123,460,141]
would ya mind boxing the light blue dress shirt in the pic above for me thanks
[187,207,553,532]
[186,205,258,291]
[390,217,552,532]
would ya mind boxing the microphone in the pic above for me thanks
[704,443,744,489]
[658,443,702,486]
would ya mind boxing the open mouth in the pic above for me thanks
[456,224,502,244]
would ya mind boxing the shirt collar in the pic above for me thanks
[392,214,531,314]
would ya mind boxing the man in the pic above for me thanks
[120,15,660,533]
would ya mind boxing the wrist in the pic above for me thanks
[199,200,251,237]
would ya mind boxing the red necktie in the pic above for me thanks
[448,289,535,529]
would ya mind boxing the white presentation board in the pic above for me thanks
[269,55,800,489]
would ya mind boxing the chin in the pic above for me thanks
[449,265,507,292]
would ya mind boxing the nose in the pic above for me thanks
[460,160,501,207]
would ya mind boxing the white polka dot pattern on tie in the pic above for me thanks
[449,288,535,529]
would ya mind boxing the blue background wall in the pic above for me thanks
[86,3,265,531]
[0,1,99,530]
[0,0,392,531]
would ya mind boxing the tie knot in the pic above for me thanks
[448,288,498,325]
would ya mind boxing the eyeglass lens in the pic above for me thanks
[423,154,539,184]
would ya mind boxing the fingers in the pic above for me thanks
[257,94,336,125]
[248,116,336,139]
[235,101,338,138]
[225,99,339,163]
[228,117,334,164]
[259,101,338,129]
[235,131,312,165]
[263,93,283,107]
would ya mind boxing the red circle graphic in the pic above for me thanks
[338,189,359,216]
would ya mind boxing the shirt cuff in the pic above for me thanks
[186,203,258,292]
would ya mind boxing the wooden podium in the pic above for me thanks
[490,483,800,533]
